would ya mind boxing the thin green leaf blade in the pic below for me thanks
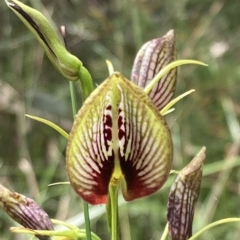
[67,73,173,204]
[25,114,69,139]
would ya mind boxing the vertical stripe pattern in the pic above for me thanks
[131,30,177,111]
[0,185,53,240]
[167,147,206,240]
[67,73,173,204]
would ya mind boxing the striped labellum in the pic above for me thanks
[66,73,173,205]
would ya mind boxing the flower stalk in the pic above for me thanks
[108,185,120,240]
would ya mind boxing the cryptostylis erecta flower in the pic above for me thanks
[66,71,173,204]
[5,0,207,207]
[66,30,178,205]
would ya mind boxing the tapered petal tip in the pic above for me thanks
[166,29,174,38]
[182,146,206,176]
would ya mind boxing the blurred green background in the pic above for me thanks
[0,0,240,239]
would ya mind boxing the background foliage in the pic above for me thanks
[0,0,240,239]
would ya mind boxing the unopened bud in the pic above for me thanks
[131,30,177,111]
[0,184,53,240]
[167,147,206,240]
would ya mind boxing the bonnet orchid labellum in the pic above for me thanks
[66,71,173,205]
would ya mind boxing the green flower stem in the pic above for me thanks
[109,184,119,240]
[159,223,168,240]
[69,80,92,240]
[83,202,91,240]
[188,218,240,240]
[69,81,78,117]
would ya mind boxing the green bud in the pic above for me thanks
[6,0,94,97]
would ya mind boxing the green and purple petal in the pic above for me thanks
[67,72,173,204]
[131,30,177,111]
[167,147,206,240]
[0,184,53,240]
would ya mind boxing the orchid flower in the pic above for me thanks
[7,0,207,205]
[66,33,206,205]
[5,1,209,239]
[67,70,173,204]
[5,0,207,206]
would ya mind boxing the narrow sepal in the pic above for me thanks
[131,30,177,111]
[167,147,206,240]
[25,114,69,140]
[11,218,103,240]
[66,72,173,204]
[0,184,53,240]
